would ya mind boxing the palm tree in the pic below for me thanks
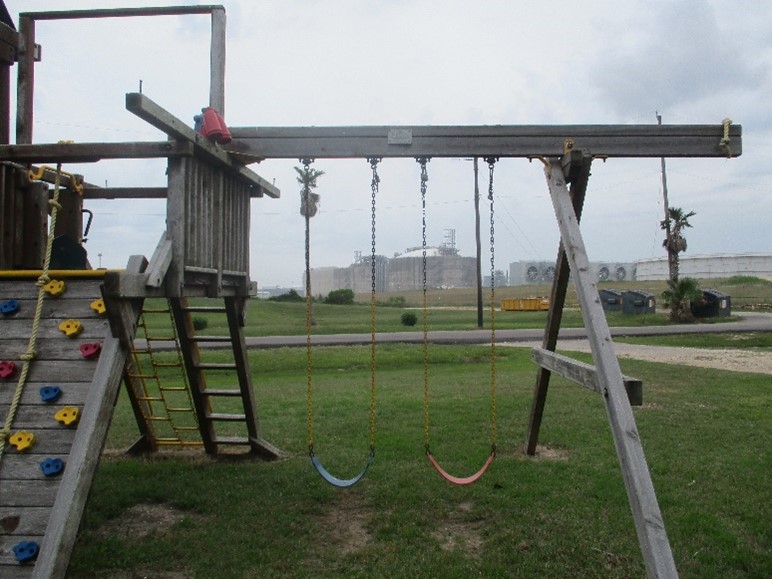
[661,277,703,323]
[296,161,324,326]
[661,207,696,281]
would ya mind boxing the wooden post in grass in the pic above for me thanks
[542,156,678,578]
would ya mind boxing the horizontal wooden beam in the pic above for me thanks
[0,140,194,162]
[531,347,642,406]
[82,187,168,199]
[225,123,742,160]
[20,5,224,20]
[126,92,280,199]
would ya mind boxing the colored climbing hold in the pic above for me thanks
[90,298,107,315]
[43,279,66,297]
[40,386,63,403]
[9,431,36,452]
[0,299,20,316]
[0,361,17,379]
[40,457,65,477]
[80,342,101,359]
[58,319,83,337]
[12,541,39,563]
[54,406,80,426]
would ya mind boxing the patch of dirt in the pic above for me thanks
[316,494,372,556]
[528,445,570,461]
[95,503,200,541]
[432,502,485,558]
[501,340,772,375]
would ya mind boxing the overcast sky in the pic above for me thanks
[5,0,771,287]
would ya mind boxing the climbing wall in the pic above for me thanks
[0,275,129,578]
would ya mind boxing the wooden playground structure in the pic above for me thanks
[0,4,741,578]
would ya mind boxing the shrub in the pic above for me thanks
[400,312,418,326]
[268,289,305,303]
[192,317,208,331]
[325,288,355,305]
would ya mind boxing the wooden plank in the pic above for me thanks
[0,338,108,361]
[525,151,592,455]
[0,141,193,163]
[0,481,58,508]
[81,186,168,199]
[546,158,677,577]
[1,430,77,455]
[227,123,743,160]
[1,318,110,340]
[0,455,69,481]
[33,259,144,579]
[0,507,51,535]
[21,5,224,20]
[531,348,642,406]
[144,232,173,288]
[0,534,42,574]
[14,16,34,144]
[0,405,82,430]
[0,382,91,406]
[125,93,280,198]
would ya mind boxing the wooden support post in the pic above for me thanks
[210,7,226,114]
[525,151,592,455]
[545,157,677,578]
[15,15,34,144]
[224,297,284,459]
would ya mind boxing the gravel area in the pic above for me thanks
[501,339,772,375]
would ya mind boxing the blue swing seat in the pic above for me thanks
[310,451,375,488]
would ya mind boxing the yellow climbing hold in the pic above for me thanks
[9,431,36,452]
[58,319,84,337]
[90,298,107,316]
[43,279,66,297]
[54,406,80,426]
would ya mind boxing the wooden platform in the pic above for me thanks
[0,276,132,577]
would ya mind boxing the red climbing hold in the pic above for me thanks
[80,342,101,359]
[0,361,17,379]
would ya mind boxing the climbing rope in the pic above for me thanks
[720,118,733,159]
[0,164,65,457]
[306,158,380,487]
[420,157,498,485]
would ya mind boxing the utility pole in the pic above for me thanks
[657,112,676,282]
[473,158,483,328]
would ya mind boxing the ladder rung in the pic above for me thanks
[207,413,246,422]
[183,306,226,313]
[153,362,183,368]
[202,389,242,397]
[142,308,171,314]
[159,386,187,392]
[167,407,195,413]
[195,363,237,370]
[137,396,163,402]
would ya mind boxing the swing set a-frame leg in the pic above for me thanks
[525,151,592,455]
[526,154,678,578]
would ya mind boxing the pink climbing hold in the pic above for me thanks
[79,342,101,360]
[0,361,17,379]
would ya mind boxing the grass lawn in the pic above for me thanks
[68,342,771,578]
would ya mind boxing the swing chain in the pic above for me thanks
[416,157,431,452]
[367,157,381,453]
[484,157,498,453]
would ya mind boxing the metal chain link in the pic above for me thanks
[304,159,315,454]
[484,157,499,453]
[367,157,381,454]
[417,157,431,451]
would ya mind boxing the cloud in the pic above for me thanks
[592,2,767,116]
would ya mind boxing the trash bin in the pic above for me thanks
[622,290,655,315]
[692,288,731,318]
[598,289,623,312]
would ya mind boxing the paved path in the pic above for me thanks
[243,311,772,349]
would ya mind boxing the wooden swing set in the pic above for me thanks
[0,4,742,578]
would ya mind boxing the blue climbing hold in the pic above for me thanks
[40,457,65,477]
[40,386,63,403]
[0,299,20,316]
[12,541,39,563]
